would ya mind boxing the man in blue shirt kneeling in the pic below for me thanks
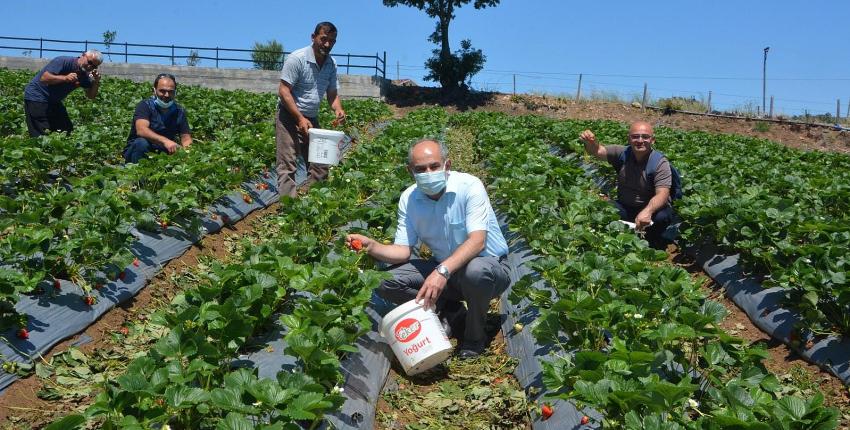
[124,73,192,163]
[347,139,510,359]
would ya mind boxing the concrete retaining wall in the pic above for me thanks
[0,56,385,99]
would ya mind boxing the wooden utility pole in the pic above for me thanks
[576,73,582,101]
[707,91,712,113]
[641,83,648,112]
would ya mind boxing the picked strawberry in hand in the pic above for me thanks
[350,239,363,251]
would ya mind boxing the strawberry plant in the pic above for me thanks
[0,68,391,333]
[553,117,850,338]
[449,110,840,428]
[29,77,392,427]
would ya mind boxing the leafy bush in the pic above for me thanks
[424,39,485,91]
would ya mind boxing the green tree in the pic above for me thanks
[424,38,485,90]
[383,0,499,90]
[186,49,201,67]
[102,30,117,61]
[251,40,285,71]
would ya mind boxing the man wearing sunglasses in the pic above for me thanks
[580,121,675,249]
[23,50,103,137]
[123,73,192,163]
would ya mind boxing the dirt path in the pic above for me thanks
[668,249,850,428]
[375,306,531,430]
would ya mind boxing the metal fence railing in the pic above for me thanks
[0,36,386,79]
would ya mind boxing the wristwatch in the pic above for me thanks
[435,264,451,279]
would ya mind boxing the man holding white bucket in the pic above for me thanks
[275,21,346,197]
[347,139,510,359]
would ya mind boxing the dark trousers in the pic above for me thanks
[377,256,511,346]
[123,137,168,163]
[274,107,325,198]
[24,100,73,137]
[614,200,674,249]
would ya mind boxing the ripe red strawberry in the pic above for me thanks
[118,271,127,281]
[83,295,96,306]
[53,279,61,290]
[16,328,29,340]
[242,193,253,204]
[133,258,140,267]
[160,220,169,229]
[350,239,363,251]
[119,326,129,336]
[541,404,553,420]
[581,415,590,425]
[256,183,263,190]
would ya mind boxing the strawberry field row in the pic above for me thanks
[547,118,850,340]
[46,105,441,429]
[0,69,278,186]
[659,128,850,338]
[450,111,838,428]
[0,68,390,334]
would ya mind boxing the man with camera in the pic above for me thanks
[23,50,103,137]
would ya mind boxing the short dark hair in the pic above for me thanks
[313,21,337,35]
[153,73,177,88]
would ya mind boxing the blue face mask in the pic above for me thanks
[414,169,447,196]
[153,96,174,109]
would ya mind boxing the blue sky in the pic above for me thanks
[3,1,848,117]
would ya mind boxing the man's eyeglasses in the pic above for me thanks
[82,57,98,70]
[629,134,653,141]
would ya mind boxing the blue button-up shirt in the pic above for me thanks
[394,171,508,262]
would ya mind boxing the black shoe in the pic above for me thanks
[456,340,485,360]
[457,348,482,360]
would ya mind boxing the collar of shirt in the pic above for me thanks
[303,45,318,65]
[303,45,331,70]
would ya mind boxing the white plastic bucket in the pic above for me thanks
[308,128,345,165]
[380,299,454,375]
